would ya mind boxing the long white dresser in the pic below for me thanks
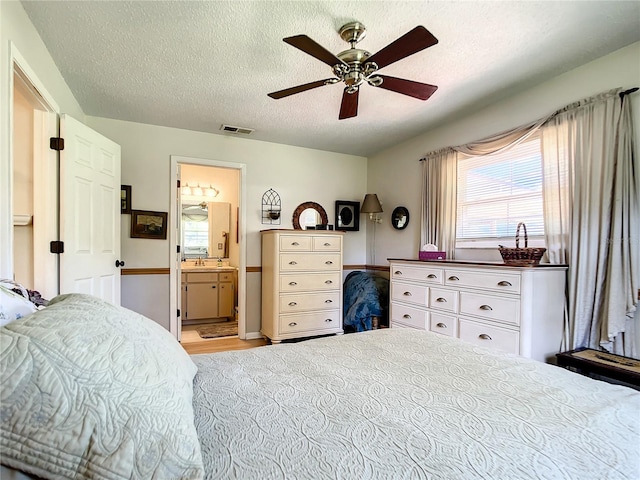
[389,259,567,362]
[261,230,344,343]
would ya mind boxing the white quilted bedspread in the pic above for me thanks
[192,329,640,480]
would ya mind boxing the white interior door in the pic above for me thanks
[60,114,122,304]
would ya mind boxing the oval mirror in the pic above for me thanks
[292,201,328,230]
[391,206,410,230]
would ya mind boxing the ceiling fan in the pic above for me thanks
[267,22,439,120]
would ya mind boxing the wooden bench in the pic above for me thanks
[556,347,640,389]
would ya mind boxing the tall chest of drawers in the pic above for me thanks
[261,230,344,343]
[389,260,567,362]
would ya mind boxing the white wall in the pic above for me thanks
[87,116,368,332]
[0,0,84,279]
[367,42,640,265]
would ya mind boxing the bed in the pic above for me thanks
[1,292,639,479]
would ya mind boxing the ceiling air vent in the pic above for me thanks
[220,124,254,135]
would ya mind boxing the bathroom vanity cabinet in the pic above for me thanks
[181,270,235,321]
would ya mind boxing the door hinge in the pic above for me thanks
[50,240,64,254]
[177,309,181,318]
[50,137,65,151]
[177,179,181,188]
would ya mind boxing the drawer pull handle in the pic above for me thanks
[289,281,297,286]
[427,274,437,279]
[498,281,512,287]
[436,322,447,328]
[325,280,333,284]
[394,271,403,275]
[448,276,459,281]
[325,318,333,323]
[479,304,493,311]
[478,333,492,340]
[436,297,447,303]
[288,302,297,306]
[289,322,297,327]
[325,261,333,265]
[325,299,333,303]
[403,291,412,296]
[403,314,412,319]
[324,242,331,246]
[289,261,297,265]
[211,285,216,289]
[291,242,299,246]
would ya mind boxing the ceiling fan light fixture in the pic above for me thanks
[268,22,438,120]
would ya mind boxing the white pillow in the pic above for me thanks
[0,285,37,327]
[0,293,204,479]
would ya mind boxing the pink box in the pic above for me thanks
[419,251,446,261]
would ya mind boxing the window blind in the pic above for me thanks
[456,135,544,240]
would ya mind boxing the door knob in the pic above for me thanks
[115,260,125,267]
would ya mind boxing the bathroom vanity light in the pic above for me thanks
[181,183,220,198]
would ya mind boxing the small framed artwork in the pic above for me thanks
[335,200,360,231]
[121,185,132,214]
[130,210,168,239]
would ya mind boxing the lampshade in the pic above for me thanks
[181,184,192,195]
[361,194,383,214]
[191,184,203,196]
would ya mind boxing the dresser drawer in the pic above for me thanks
[391,281,428,306]
[428,287,458,313]
[279,310,341,334]
[429,313,457,337]
[459,318,519,355]
[279,235,312,252]
[280,291,340,313]
[390,265,443,284]
[280,253,341,271]
[280,272,341,292]
[444,269,521,294]
[390,302,428,330]
[459,292,519,325]
[312,235,341,251]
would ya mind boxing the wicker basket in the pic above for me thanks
[498,222,546,266]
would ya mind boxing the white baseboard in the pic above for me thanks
[244,331,264,340]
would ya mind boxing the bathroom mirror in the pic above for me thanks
[391,206,410,230]
[181,201,231,258]
[292,201,328,230]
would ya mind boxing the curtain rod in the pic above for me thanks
[620,87,639,98]
[419,86,640,161]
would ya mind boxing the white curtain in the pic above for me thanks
[540,88,639,355]
[420,148,458,257]
[420,118,549,258]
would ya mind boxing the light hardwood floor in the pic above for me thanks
[180,324,267,355]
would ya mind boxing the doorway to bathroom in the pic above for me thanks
[169,156,246,343]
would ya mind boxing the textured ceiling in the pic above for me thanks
[21,1,640,157]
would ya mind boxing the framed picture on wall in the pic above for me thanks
[121,185,132,214]
[130,210,168,239]
[335,200,360,231]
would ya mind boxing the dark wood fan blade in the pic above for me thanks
[374,75,438,100]
[283,35,347,67]
[339,88,359,120]
[365,26,438,70]
[268,79,333,99]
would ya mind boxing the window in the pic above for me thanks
[456,134,544,246]
[182,216,208,257]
